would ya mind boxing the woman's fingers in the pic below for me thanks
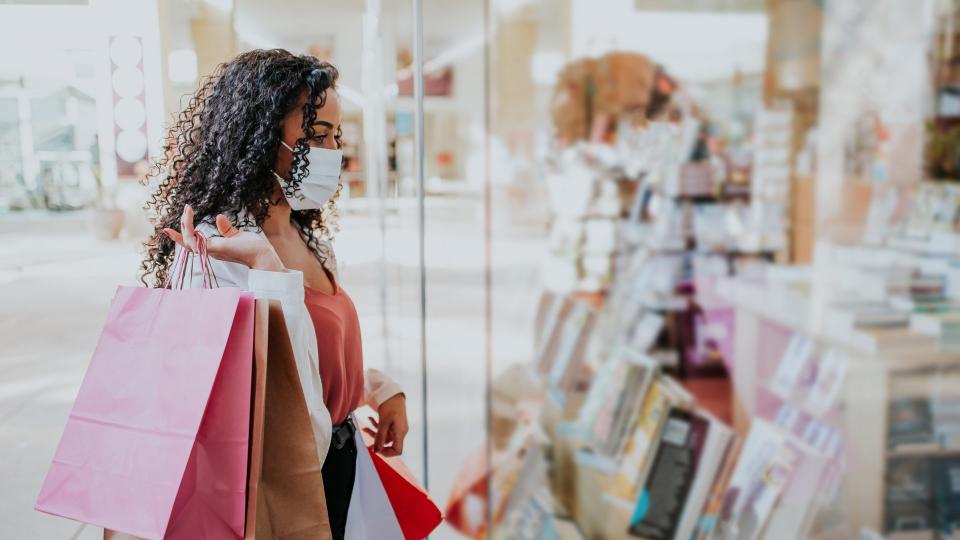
[388,426,404,455]
[374,418,390,453]
[379,446,402,457]
[162,228,184,247]
[215,214,240,237]
[181,204,197,252]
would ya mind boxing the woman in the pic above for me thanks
[140,49,408,539]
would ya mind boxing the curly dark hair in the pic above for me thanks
[140,49,342,287]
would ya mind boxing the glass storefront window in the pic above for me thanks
[4,1,960,538]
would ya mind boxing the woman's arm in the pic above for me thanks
[364,368,403,407]
[169,215,334,466]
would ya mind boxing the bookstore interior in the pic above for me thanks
[458,2,960,540]
[4,0,960,539]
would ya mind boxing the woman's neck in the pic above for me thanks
[261,203,295,238]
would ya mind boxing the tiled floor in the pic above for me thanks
[0,205,546,539]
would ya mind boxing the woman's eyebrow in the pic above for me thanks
[312,120,335,129]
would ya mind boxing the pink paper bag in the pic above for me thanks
[36,285,255,539]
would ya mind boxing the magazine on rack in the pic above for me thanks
[758,439,830,540]
[590,349,659,457]
[768,334,815,400]
[628,409,708,540]
[888,398,936,451]
[611,376,694,502]
[693,438,744,540]
[709,419,799,540]
[533,297,596,400]
[547,304,597,397]
[534,290,564,349]
[673,412,735,540]
[884,457,935,537]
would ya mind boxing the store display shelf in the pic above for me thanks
[886,232,960,257]
[886,446,960,459]
[719,277,944,357]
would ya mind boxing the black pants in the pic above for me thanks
[322,420,357,540]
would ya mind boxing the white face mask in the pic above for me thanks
[272,140,343,210]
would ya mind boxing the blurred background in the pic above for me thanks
[2,0,960,539]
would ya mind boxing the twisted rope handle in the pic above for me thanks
[164,231,218,290]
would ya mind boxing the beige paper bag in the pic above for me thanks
[245,300,332,540]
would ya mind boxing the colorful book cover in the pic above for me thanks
[612,381,671,500]
[590,360,631,446]
[759,440,830,540]
[710,419,798,540]
[675,413,734,540]
[884,457,934,535]
[769,334,814,399]
[628,409,709,539]
[604,351,659,457]
[888,399,935,449]
[932,457,960,538]
[694,437,744,540]
[804,349,849,417]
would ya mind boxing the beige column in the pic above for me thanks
[190,4,236,81]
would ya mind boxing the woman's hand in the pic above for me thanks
[162,204,284,271]
[364,394,408,457]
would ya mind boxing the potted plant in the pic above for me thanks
[87,163,125,240]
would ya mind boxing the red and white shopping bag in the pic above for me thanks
[346,415,443,540]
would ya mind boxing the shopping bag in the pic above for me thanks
[246,299,332,540]
[353,420,443,540]
[35,283,255,539]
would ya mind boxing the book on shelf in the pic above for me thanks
[692,437,744,540]
[535,291,564,350]
[536,298,596,398]
[884,456,960,539]
[709,419,799,540]
[648,348,681,369]
[888,398,937,451]
[590,349,659,457]
[804,349,850,417]
[673,412,735,540]
[494,488,554,540]
[910,311,960,336]
[628,408,708,540]
[932,457,960,539]
[932,398,960,448]
[576,348,621,441]
[627,312,666,354]
[885,456,936,537]
[890,295,960,313]
[610,377,688,502]
[759,439,831,540]
[828,300,910,329]
[768,334,815,400]
[547,305,598,397]
[535,297,574,372]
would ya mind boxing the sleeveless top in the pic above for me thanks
[303,270,364,425]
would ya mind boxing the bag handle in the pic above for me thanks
[164,231,220,290]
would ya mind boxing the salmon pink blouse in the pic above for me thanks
[304,273,365,425]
